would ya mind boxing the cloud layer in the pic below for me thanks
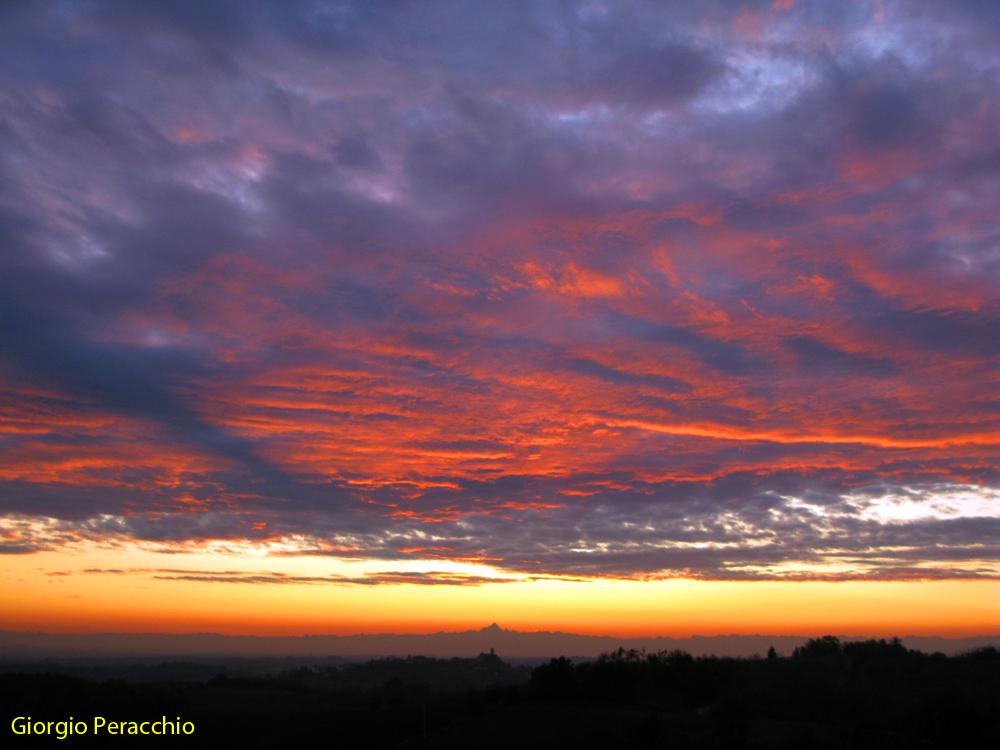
[1,0,997,581]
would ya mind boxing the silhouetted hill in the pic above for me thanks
[3,624,997,659]
[3,640,997,749]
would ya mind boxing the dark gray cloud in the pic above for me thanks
[0,0,997,581]
[0,291,287,481]
[784,335,896,376]
[80,567,524,586]
[0,542,42,555]
[850,85,925,151]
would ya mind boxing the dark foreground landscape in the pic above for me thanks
[3,638,998,749]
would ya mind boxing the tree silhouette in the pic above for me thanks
[793,635,842,658]
[530,656,576,699]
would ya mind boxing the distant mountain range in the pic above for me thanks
[2,624,996,660]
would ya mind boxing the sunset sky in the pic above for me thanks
[1,0,998,638]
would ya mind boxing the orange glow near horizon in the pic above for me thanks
[2,547,997,639]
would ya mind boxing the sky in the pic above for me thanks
[1,0,998,638]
